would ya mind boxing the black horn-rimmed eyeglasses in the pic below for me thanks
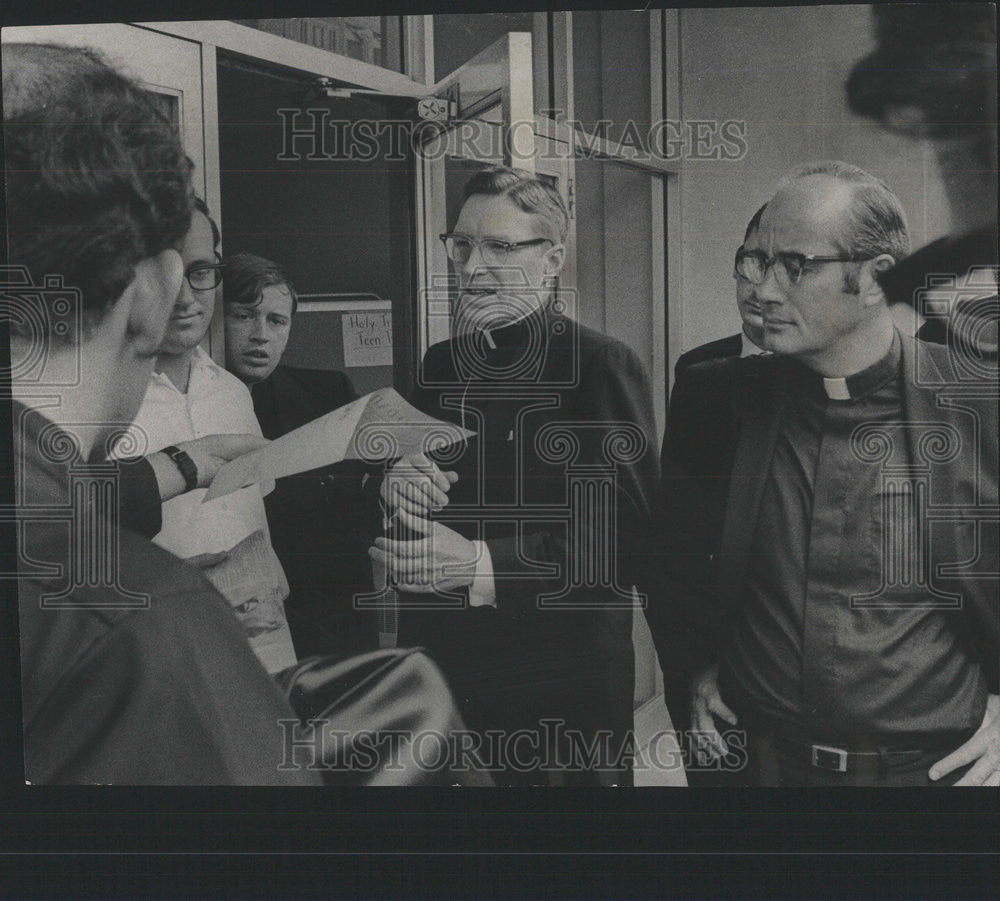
[440,233,553,266]
[734,246,873,289]
[185,254,224,291]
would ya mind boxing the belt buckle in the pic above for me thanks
[811,743,849,773]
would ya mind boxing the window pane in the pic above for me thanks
[433,13,535,83]
[146,91,180,135]
[235,17,403,73]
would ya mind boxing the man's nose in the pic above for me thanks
[460,243,492,281]
[756,264,785,306]
[250,318,267,342]
[174,280,196,309]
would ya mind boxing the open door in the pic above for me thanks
[413,33,580,357]
[2,24,206,209]
[3,23,213,350]
[211,31,541,401]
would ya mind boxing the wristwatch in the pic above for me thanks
[161,445,199,492]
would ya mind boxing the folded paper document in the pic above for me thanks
[199,529,296,675]
[205,387,474,502]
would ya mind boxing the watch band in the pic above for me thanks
[161,445,198,492]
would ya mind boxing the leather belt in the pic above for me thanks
[771,735,927,774]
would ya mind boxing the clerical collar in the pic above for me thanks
[478,304,546,350]
[740,330,768,358]
[820,330,901,401]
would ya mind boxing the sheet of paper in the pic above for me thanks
[344,385,475,461]
[205,387,474,501]
[205,393,366,501]
[199,529,296,675]
[202,529,289,606]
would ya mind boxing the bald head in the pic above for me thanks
[775,161,910,264]
[764,174,855,246]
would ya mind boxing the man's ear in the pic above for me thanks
[543,243,566,279]
[125,249,183,356]
[859,253,895,308]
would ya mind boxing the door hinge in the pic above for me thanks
[417,84,459,123]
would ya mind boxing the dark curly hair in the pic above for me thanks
[3,43,194,339]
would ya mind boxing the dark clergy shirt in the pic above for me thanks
[719,333,987,746]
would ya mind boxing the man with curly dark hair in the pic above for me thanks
[5,44,481,786]
[4,42,321,784]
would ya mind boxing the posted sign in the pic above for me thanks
[343,310,393,367]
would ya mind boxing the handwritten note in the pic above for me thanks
[203,529,288,605]
[199,530,296,674]
[205,388,474,501]
[343,311,393,367]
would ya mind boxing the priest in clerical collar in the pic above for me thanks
[649,159,998,787]
[370,166,660,786]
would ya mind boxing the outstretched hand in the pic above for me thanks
[177,434,271,488]
[149,433,270,501]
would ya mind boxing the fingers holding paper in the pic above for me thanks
[381,452,459,517]
[179,434,271,488]
[186,550,230,570]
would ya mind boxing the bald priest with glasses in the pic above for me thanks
[369,167,660,786]
[647,160,999,787]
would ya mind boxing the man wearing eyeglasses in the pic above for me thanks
[673,205,769,381]
[650,206,770,766]
[650,160,998,786]
[370,166,659,785]
[113,199,297,673]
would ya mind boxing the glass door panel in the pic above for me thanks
[2,24,205,197]
[415,33,562,357]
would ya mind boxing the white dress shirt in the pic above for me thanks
[114,347,295,673]
[117,346,273,558]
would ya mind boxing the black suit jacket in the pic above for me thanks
[646,337,999,733]
[645,330,743,713]
[673,333,742,381]
[251,365,378,658]
[397,308,660,783]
